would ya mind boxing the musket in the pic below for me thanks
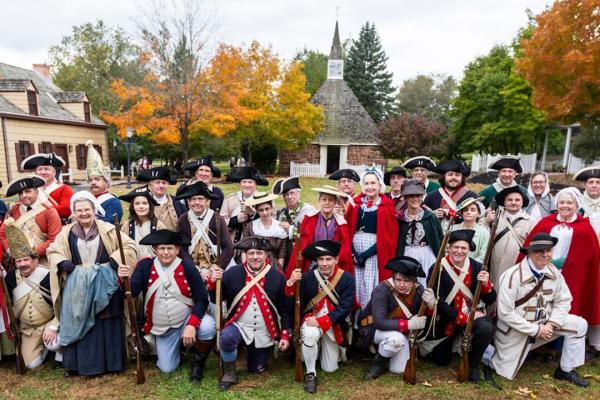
[1,268,26,374]
[293,230,304,383]
[215,208,224,380]
[403,214,457,385]
[113,214,145,385]
[457,201,501,382]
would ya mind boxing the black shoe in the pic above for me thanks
[63,370,78,378]
[189,350,210,384]
[219,361,238,391]
[304,372,317,394]
[554,367,589,387]
[363,354,390,380]
[469,366,481,383]
[483,365,502,390]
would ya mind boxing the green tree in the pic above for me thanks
[344,22,395,123]
[294,48,327,97]
[395,74,457,126]
[450,45,547,154]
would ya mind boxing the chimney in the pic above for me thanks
[32,63,52,82]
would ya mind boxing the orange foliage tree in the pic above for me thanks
[518,0,600,124]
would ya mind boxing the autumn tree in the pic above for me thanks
[378,114,448,159]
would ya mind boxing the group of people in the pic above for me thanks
[1,145,599,394]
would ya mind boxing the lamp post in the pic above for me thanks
[126,127,134,188]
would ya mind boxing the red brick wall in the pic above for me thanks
[278,144,321,175]
[347,145,387,168]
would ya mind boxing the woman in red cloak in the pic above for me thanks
[519,187,600,352]
[286,186,353,277]
[345,167,399,308]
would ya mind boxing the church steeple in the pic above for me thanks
[327,21,344,80]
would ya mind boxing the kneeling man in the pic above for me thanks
[118,229,216,382]
[287,240,355,394]
[361,256,435,379]
[488,233,588,387]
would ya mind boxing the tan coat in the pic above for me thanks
[492,259,572,379]
[46,220,137,328]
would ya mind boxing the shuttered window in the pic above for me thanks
[15,141,35,171]
[38,142,53,153]
[83,101,91,122]
[27,90,38,116]
[76,144,103,170]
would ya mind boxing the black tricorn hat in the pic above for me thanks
[328,169,360,182]
[573,166,600,182]
[272,176,301,195]
[384,166,407,185]
[402,156,436,171]
[520,233,558,254]
[174,181,218,201]
[136,167,177,185]
[489,157,523,173]
[449,229,476,252]
[434,159,471,177]
[139,229,190,246]
[384,256,425,278]
[495,185,529,208]
[234,236,274,251]
[6,176,45,197]
[226,166,269,186]
[21,152,66,170]
[118,186,158,206]
[302,240,341,259]
[183,155,221,178]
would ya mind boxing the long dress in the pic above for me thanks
[47,220,137,376]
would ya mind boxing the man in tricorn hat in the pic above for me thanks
[425,229,496,382]
[0,176,61,265]
[479,156,527,209]
[287,240,355,394]
[484,233,589,387]
[573,165,600,218]
[137,166,186,230]
[384,166,407,210]
[178,155,224,211]
[85,140,123,223]
[402,156,440,194]
[21,152,73,220]
[361,256,435,380]
[209,236,291,391]
[4,222,61,369]
[118,229,216,383]
[221,166,269,248]
[175,181,233,277]
[328,168,359,212]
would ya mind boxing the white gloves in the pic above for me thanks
[407,315,427,331]
[422,288,436,308]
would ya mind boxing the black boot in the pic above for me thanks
[363,353,390,380]
[469,366,481,383]
[219,361,238,391]
[304,372,317,394]
[554,367,589,387]
[483,365,502,390]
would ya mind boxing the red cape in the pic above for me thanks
[518,214,600,324]
[345,193,399,282]
[286,212,353,278]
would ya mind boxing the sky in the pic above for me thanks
[0,0,555,86]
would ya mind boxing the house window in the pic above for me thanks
[83,101,91,122]
[27,90,38,116]
[38,142,53,153]
[15,141,35,171]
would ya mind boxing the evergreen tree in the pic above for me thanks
[344,22,395,123]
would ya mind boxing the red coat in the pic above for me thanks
[345,193,399,281]
[518,214,600,325]
[48,183,74,219]
[286,212,353,278]
[0,203,61,257]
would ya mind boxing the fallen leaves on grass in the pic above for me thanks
[513,386,537,399]
[422,380,432,387]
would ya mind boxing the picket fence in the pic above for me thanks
[290,162,383,177]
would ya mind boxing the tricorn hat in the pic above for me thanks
[174,181,218,201]
[384,166,407,185]
[328,169,360,182]
[137,167,177,185]
[226,166,269,186]
[489,157,523,173]
[573,166,600,182]
[118,186,158,206]
[5,220,36,260]
[21,152,66,170]
[272,176,301,195]
[6,175,45,197]
[139,229,191,246]
[85,140,110,180]
[234,236,274,251]
[434,159,471,177]
[183,155,221,178]
[384,256,425,278]
[302,240,341,259]
[402,156,436,171]
[520,233,558,254]
[449,229,476,252]
[495,185,529,208]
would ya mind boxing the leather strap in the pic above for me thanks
[515,276,547,308]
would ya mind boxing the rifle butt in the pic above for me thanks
[457,355,470,383]
[136,355,145,385]
[294,354,304,383]
[403,347,417,385]
[16,352,26,375]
